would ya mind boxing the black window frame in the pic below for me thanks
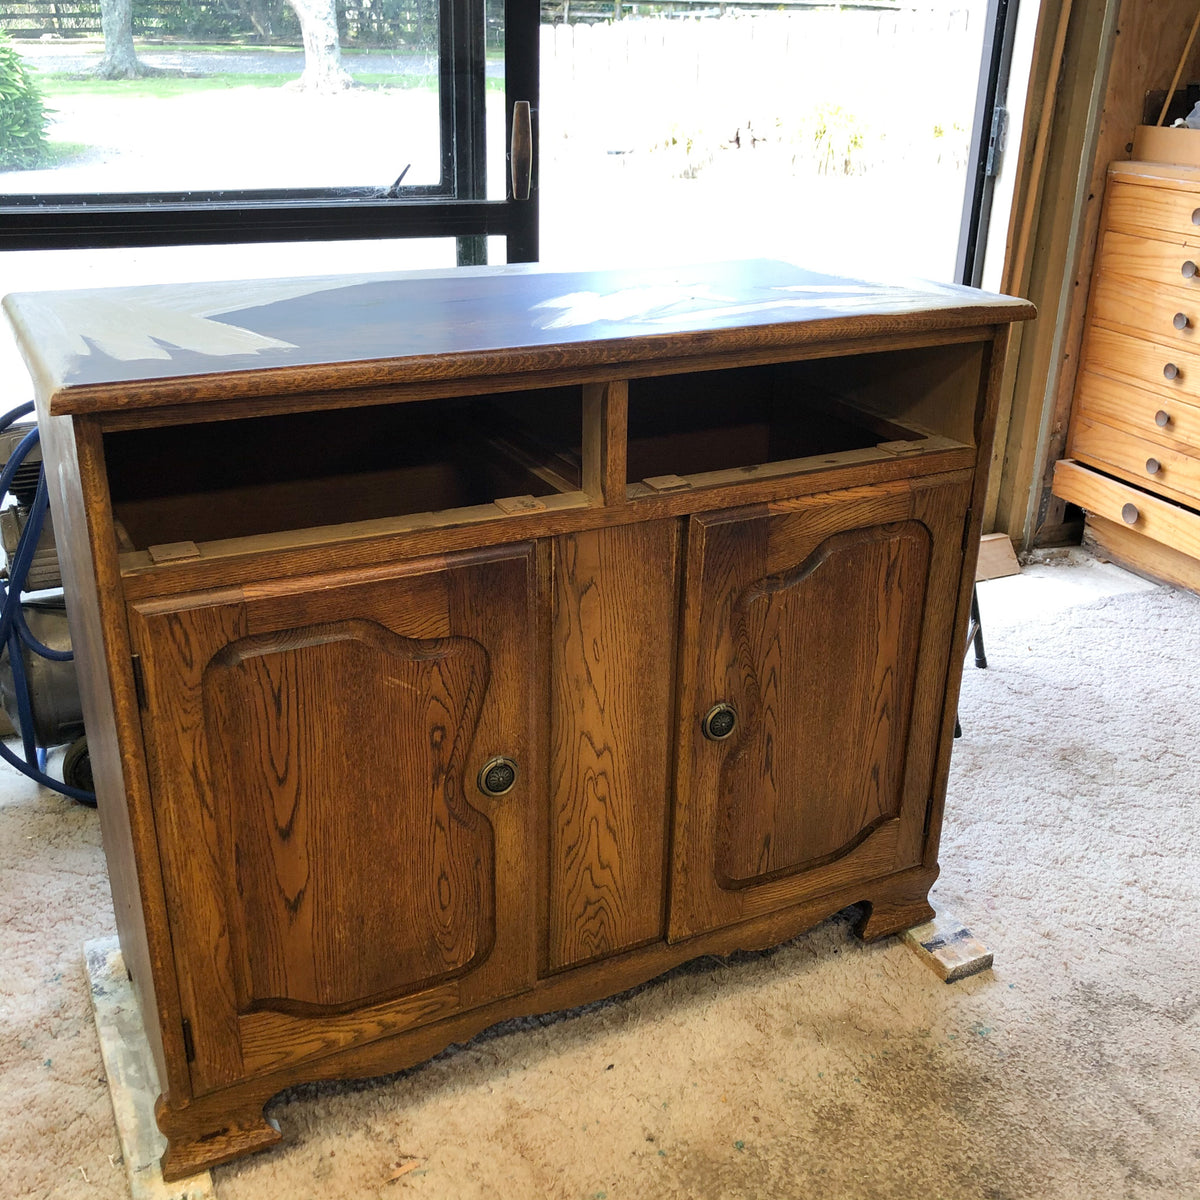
[0,0,538,263]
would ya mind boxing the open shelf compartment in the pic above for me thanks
[625,345,981,493]
[106,386,585,558]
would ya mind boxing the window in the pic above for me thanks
[0,0,536,263]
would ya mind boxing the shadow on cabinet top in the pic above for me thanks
[3,259,1036,418]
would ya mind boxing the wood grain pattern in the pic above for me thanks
[115,450,978,604]
[0,261,1033,418]
[239,982,462,1075]
[84,326,998,436]
[1104,176,1200,241]
[1085,324,1200,401]
[207,622,492,1013]
[133,600,252,1094]
[548,521,681,971]
[157,1094,281,1181]
[917,331,1009,872]
[1031,1,1200,542]
[8,266,1035,1178]
[129,545,539,1095]
[1094,228,1200,295]
[582,380,628,506]
[1053,457,1200,558]
[714,523,930,886]
[33,412,189,1101]
[1059,160,1200,585]
[1069,414,1200,507]
[154,860,937,1179]
[1088,272,1200,347]
[1084,510,1200,593]
[667,474,970,941]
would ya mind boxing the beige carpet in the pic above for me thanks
[4,558,1199,1200]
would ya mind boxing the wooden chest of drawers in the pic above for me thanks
[1055,161,1200,586]
[4,261,1032,1178]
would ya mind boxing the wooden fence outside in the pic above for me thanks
[0,0,442,45]
[0,0,909,42]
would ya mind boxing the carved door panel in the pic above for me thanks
[129,545,538,1095]
[668,476,971,941]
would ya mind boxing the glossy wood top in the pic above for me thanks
[3,259,1035,417]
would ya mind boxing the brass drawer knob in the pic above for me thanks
[702,703,738,741]
[478,757,518,797]
[1155,409,1171,427]
[1121,502,1140,525]
[1146,457,1161,475]
[1175,312,1191,330]
[1184,261,1199,279]
[1164,362,1181,380]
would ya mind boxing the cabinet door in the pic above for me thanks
[128,545,538,1094]
[668,476,970,941]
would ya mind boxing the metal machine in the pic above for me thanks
[0,407,93,803]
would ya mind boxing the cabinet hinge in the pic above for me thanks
[181,1017,195,1063]
[961,509,974,553]
[130,654,148,710]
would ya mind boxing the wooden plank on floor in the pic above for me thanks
[85,937,217,1200]
[975,532,1021,581]
[901,909,994,983]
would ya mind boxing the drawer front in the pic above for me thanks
[1105,179,1200,241]
[1085,325,1200,400]
[1096,229,1200,294]
[1069,415,1200,507]
[1053,458,1200,559]
[1073,371,1200,455]
[1088,272,1200,345]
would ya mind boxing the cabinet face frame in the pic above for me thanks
[127,545,541,1094]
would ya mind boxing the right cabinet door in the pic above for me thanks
[668,474,972,940]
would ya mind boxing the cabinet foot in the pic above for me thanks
[157,1096,282,1182]
[852,868,938,942]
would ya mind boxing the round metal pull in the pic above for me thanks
[702,703,738,741]
[478,757,517,797]
[1184,261,1199,279]
[1175,312,1191,330]
[1164,362,1180,380]
[1192,208,1200,225]
[1146,457,1161,476]
[1122,502,1140,525]
[1156,409,1171,427]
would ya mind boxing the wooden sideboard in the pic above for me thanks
[1054,160,1200,588]
[4,261,1034,1179]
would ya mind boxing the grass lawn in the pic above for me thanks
[40,141,91,166]
[34,71,504,100]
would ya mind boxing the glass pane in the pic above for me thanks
[0,238,457,402]
[486,0,508,200]
[1,3,444,195]
[539,4,988,284]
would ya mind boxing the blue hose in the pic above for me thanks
[8,476,73,661]
[0,404,96,803]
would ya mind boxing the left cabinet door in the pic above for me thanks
[128,545,539,1095]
